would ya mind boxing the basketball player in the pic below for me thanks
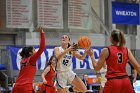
[40,55,57,93]
[87,29,140,93]
[54,35,87,93]
[97,63,107,93]
[12,27,45,93]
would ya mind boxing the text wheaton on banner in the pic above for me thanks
[112,2,139,25]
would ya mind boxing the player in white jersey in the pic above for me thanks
[99,64,107,93]
[54,35,87,93]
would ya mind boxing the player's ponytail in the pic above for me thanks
[111,30,119,45]
[111,29,125,47]
[118,31,126,47]
[66,35,72,55]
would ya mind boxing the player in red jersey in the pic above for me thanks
[87,29,140,93]
[40,55,57,93]
[12,27,45,93]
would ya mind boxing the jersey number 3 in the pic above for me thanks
[117,53,123,64]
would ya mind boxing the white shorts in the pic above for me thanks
[56,70,76,89]
[100,78,107,87]
[100,72,107,87]
[100,67,107,87]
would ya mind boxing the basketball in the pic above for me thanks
[78,36,91,49]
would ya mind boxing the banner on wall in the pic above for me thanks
[6,0,33,28]
[112,2,140,25]
[37,0,63,29]
[68,0,93,29]
[6,46,103,70]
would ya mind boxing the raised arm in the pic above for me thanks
[72,50,87,60]
[54,47,69,60]
[88,48,108,71]
[54,45,75,60]
[30,27,45,64]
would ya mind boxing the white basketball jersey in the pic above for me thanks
[56,47,73,72]
[100,66,107,81]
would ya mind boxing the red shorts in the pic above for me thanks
[103,77,134,93]
[12,84,34,93]
[40,84,56,93]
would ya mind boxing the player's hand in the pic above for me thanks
[87,48,94,57]
[68,43,76,51]
[73,43,78,51]
[37,26,44,33]
[43,79,47,84]
[133,77,136,83]
[84,48,90,53]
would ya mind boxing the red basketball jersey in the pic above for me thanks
[15,57,36,85]
[45,66,56,86]
[13,32,45,91]
[106,45,128,79]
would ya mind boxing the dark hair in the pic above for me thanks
[111,29,126,47]
[47,55,58,66]
[20,46,34,59]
